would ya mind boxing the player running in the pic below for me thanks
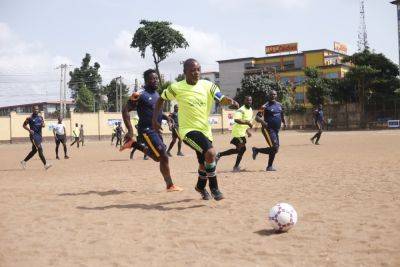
[310,104,325,145]
[115,122,124,148]
[121,69,182,192]
[53,116,69,159]
[166,104,184,157]
[153,58,239,201]
[252,90,286,171]
[20,105,52,170]
[70,123,80,148]
[216,96,253,172]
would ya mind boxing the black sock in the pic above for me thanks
[219,148,238,157]
[315,132,322,143]
[268,152,276,167]
[196,170,207,190]
[257,147,273,154]
[208,176,218,190]
[38,147,47,165]
[234,147,246,167]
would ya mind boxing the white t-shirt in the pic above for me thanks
[54,123,65,135]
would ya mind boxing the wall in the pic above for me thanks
[304,51,324,67]
[219,59,253,97]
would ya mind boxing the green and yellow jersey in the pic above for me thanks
[161,79,223,141]
[232,105,253,138]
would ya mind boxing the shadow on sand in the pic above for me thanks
[59,189,136,197]
[254,229,286,236]
[76,198,206,211]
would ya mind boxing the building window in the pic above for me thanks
[295,92,305,103]
[325,73,339,79]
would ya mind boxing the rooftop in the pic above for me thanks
[0,100,75,109]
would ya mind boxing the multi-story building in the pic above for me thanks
[200,71,220,87]
[217,49,350,104]
[0,100,75,117]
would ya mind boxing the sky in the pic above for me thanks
[0,0,398,107]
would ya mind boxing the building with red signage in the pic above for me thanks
[217,48,350,105]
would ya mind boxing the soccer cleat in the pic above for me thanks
[167,151,172,157]
[166,184,183,192]
[44,163,52,170]
[20,160,26,170]
[210,188,224,201]
[232,166,241,172]
[252,147,258,160]
[177,151,184,156]
[195,186,211,200]
[64,155,69,159]
[310,138,314,144]
[266,166,277,171]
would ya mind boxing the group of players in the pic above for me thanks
[20,58,325,201]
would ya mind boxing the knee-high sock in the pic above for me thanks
[234,146,246,167]
[219,148,238,157]
[24,146,37,162]
[196,170,207,190]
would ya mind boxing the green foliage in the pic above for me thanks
[175,74,185,82]
[131,20,189,85]
[103,79,130,112]
[341,49,400,103]
[304,67,331,106]
[75,85,94,112]
[69,53,102,111]
[235,74,292,112]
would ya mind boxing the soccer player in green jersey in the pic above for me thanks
[153,58,239,201]
[216,96,253,172]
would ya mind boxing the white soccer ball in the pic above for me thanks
[268,203,298,232]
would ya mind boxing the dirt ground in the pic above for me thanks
[0,130,399,267]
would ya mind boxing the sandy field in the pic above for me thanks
[0,130,399,267]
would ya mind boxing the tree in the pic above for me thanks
[341,50,400,127]
[235,74,291,112]
[175,74,185,82]
[103,79,130,112]
[75,84,94,112]
[130,20,189,86]
[304,67,331,106]
[69,53,103,111]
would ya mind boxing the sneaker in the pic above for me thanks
[310,138,314,144]
[215,153,221,164]
[195,186,211,200]
[252,147,258,160]
[210,188,224,201]
[166,184,183,192]
[20,160,26,170]
[266,166,277,171]
[177,151,184,156]
[167,151,172,157]
[56,156,60,160]
[143,155,149,160]
[44,163,52,170]
[232,166,241,172]
[64,155,69,159]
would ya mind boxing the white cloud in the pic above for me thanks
[206,0,310,10]
[99,25,248,87]
[0,22,72,106]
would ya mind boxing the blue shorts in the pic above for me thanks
[138,128,166,159]
[30,133,42,148]
[262,127,279,148]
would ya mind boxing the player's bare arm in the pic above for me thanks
[23,118,33,135]
[255,114,268,128]
[219,96,239,109]
[122,100,137,140]
[152,97,165,133]
[234,118,253,128]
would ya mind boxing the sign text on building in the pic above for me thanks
[265,43,298,54]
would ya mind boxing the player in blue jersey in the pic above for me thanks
[166,104,184,157]
[310,104,325,145]
[252,90,286,171]
[122,69,182,192]
[20,105,52,170]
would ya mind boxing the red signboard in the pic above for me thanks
[265,43,298,54]
[333,42,348,54]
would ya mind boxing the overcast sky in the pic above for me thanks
[0,0,397,106]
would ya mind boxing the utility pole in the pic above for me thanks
[115,76,122,112]
[119,77,123,113]
[56,64,72,117]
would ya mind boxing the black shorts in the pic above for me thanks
[230,137,246,146]
[139,128,166,159]
[55,134,66,144]
[183,131,213,165]
[171,127,179,139]
[261,127,279,148]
